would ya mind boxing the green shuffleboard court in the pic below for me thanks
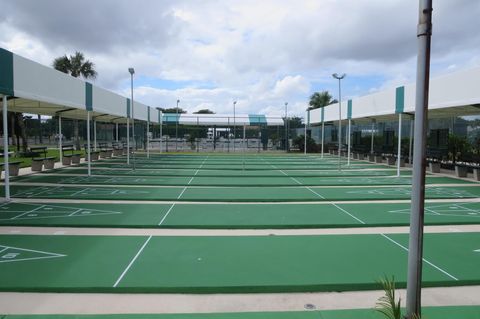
[1,201,480,228]
[2,306,480,319]
[4,184,480,202]
[11,174,470,187]
[0,232,478,293]
[42,167,410,177]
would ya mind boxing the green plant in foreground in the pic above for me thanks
[375,276,422,319]
[376,276,402,319]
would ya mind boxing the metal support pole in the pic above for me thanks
[370,121,375,154]
[147,118,150,159]
[159,111,163,154]
[304,111,307,155]
[406,1,433,318]
[3,95,10,201]
[233,101,236,152]
[321,120,325,158]
[175,99,179,151]
[409,118,414,164]
[243,124,246,152]
[397,113,403,177]
[131,80,135,171]
[338,95,342,170]
[58,115,63,164]
[347,119,351,166]
[332,74,346,168]
[126,117,130,165]
[93,120,97,151]
[284,102,288,152]
[116,123,119,142]
[87,111,91,177]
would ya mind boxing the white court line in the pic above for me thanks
[68,209,84,217]
[425,207,441,215]
[158,203,176,226]
[330,203,366,225]
[25,187,59,198]
[268,161,328,200]
[10,205,46,220]
[113,235,153,288]
[187,156,209,187]
[0,246,8,254]
[380,234,459,281]
[279,168,462,280]
[177,187,187,199]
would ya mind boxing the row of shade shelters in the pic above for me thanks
[305,64,480,176]
[0,48,284,200]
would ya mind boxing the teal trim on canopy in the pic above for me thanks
[347,100,352,120]
[0,48,14,96]
[163,113,180,123]
[249,114,267,125]
[85,82,93,111]
[126,98,131,118]
[395,86,405,114]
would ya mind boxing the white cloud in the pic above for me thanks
[0,0,479,117]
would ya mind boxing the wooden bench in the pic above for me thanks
[98,142,113,159]
[61,144,81,165]
[1,161,23,177]
[112,142,123,156]
[29,146,55,171]
[84,144,100,161]
[428,160,441,173]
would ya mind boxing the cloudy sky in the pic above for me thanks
[0,0,479,116]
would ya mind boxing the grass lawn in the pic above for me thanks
[1,148,86,168]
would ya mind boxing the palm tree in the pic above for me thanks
[53,51,98,149]
[308,91,336,111]
[193,109,215,114]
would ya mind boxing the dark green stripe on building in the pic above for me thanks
[85,82,93,111]
[347,100,352,119]
[395,86,405,114]
[0,48,14,96]
[249,114,267,125]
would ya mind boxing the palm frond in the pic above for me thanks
[375,276,402,319]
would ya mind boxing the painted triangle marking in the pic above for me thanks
[0,244,66,263]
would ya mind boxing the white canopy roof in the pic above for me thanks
[310,66,480,124]
[161,113,284,126]
[0,48,159,124]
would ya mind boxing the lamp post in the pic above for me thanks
[284,102,288,152]
[128,67,135,170]
[233,101,237,152]
[332,73,346,171]
[175,99,180,151]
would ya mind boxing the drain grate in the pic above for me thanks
[304,303,316,310]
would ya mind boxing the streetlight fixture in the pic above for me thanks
[332,73,346,171]
[233,101,237,152]
[128,67,135,170]
[176,99,180,151]
[284,102,288,152]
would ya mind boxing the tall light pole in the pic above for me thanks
[284,102,288,152]
[176,99,180,151]
[128,67,136,170]
[332,73,346,170]
[233,101,237,152]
